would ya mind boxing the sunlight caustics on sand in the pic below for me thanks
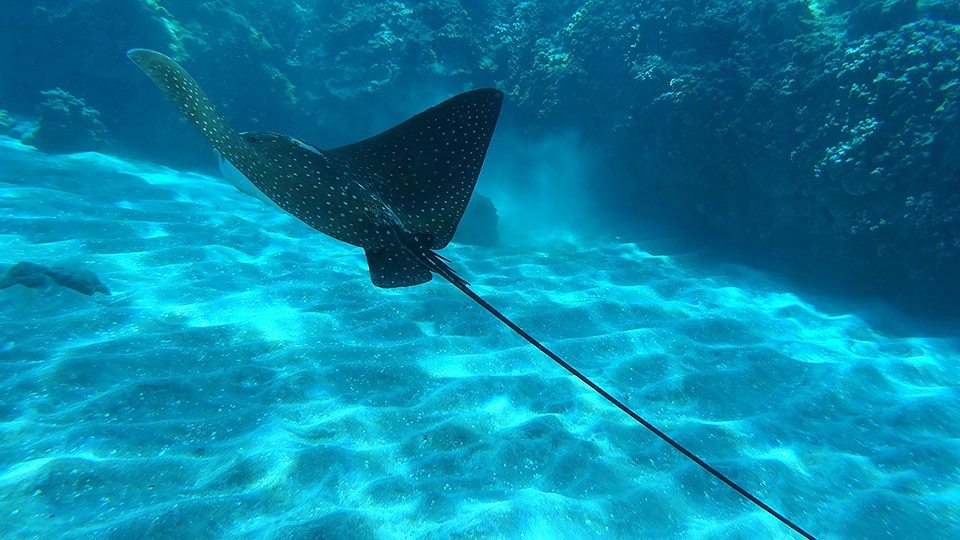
[1,137,957,539]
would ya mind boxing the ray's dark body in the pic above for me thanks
[128,48,500,288]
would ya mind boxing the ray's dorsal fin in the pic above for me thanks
[327,89,503,250]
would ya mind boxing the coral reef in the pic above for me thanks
[562,1,960,313]
[23,88,108,153]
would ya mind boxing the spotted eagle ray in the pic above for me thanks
[128,49,815,539]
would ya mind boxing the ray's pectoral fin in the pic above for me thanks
[127,49,245,157]
[327,88,504,252]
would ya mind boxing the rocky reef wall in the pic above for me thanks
[1,0,956,314]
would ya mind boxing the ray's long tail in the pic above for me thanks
[431,264,818,540]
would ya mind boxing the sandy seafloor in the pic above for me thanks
[0,135,957,539]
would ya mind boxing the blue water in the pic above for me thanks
[0,135,958,538]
